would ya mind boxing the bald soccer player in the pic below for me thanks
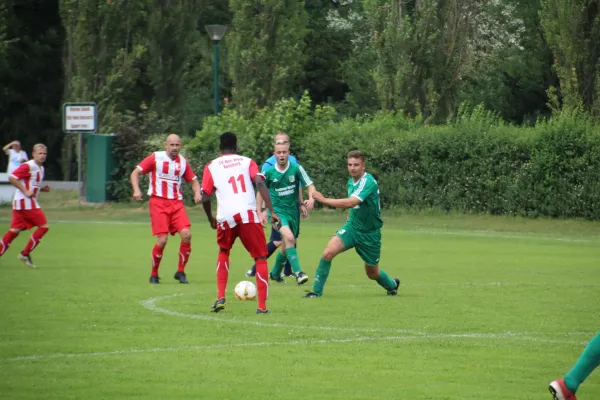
[131,134,201,284]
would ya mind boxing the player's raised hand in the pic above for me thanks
[132,189,143,202]
[40,185,51,192]
[271,213,281,230]
[312,191,324,202]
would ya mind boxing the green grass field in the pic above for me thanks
[0,201,599,399]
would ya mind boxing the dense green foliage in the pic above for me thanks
[184,98,600,219]
[2,0,600,219]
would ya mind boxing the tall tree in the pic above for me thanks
[540,0,600,115]
[0,0,64,179]
[227,0,309,115]
[300,0,352,105]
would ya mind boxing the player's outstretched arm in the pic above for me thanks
[313,190,361,209]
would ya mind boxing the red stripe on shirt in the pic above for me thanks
[247,210,255,223]
[233,213,242,225]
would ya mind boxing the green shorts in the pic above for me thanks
[278,214,299,238]
[335,222,381,266]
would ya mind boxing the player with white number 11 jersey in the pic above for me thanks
[201,132,280,315]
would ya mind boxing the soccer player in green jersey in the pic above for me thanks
[304,150,400,298]
[258,141,316,286]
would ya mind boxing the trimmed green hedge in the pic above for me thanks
[184,103,600,219]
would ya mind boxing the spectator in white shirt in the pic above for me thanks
[3,141,29,174]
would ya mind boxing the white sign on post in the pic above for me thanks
[63,103,97,132]
[62,102,97,206]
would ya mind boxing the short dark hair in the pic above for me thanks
[220,132,237,151]
[347,150,365,162]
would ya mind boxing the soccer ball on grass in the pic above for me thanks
[234,280,257,301]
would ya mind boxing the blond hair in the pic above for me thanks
[33,143,47,153]
[274,131,290,144]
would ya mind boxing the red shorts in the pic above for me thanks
[217,222,268,259]
[149,197,191,236]
[11,208,48,230]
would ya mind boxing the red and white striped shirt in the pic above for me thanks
[10,160,45,210]
[137,151,196,200]
[201,154,262,228]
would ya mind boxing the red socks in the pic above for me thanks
[21,227,49,256]
[255,259,269,310]
[178,242,191,273]
[213,251,268,311]
[216,250,229,299]
[0,230,19,256]
[151,244,164,277]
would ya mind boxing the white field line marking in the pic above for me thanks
[0,333,589,363]
[140,293,597,337]
[1,218,598,244]
[0,293,592,363]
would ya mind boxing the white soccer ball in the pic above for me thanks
[234,281,257,301]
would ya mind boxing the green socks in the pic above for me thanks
[312,258,332,296]
[270,252,287,277]
[564,332,600,393]
[375,269,396,291]
[285,247,302,274]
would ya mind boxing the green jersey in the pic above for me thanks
[264,161,313,218]
[347,173,383,231]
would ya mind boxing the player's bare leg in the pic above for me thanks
[150,235,168,284]
[304,236,346,298]
[174,228,191,284]
[1,228,22,258]
[17,224,50,268]
[364,264,400,295]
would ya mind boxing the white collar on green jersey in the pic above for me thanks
[275,161,290,173]
[352,172,367,185]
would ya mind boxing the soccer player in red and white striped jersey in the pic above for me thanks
[0,144,50,268]
[201,132,280,314]
[130,134,201,284]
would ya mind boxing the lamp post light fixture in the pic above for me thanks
[205,24,228,115]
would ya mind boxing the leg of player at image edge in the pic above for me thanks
[549,332,600,400]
